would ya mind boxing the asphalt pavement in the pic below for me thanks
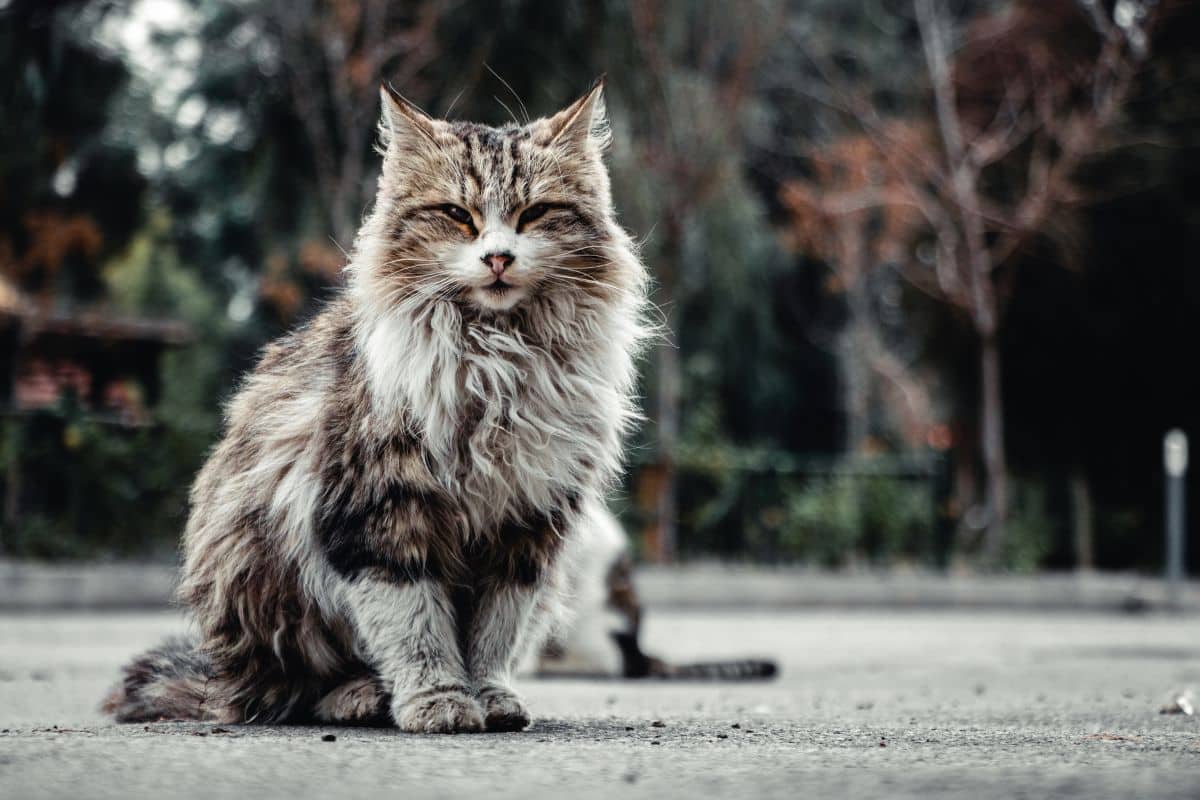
[1,609,1197,799]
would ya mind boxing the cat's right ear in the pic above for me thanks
[543,76,610,154]
[378,83,441,155]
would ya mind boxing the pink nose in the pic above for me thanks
[482,251,515,277]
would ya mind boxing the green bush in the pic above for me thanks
[995,481,1055,573]
[778,472,935,567]
[0,410,209,560]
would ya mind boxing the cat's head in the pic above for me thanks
[352,78,641,316]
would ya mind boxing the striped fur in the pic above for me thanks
[103,80,649,733]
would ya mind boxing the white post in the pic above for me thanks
[1164,430,1188,610]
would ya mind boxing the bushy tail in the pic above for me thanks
[101,635,219,722]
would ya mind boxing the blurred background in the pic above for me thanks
[0,0,1197,576]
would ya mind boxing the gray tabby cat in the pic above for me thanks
[103,79,648,733]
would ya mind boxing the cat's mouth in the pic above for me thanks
[472,277,526,311]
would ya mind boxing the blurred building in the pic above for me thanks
[0,276,189,539]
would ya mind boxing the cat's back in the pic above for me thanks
[189,295,363,510]
[234,296,358,414]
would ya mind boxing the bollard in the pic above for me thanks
[1164,429,1187,610]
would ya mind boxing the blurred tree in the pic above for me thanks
[772,0,1162,563]
[0,0,146,307]
[6,0,1195,568]
[264,0,446,246]
[0,1,228,556]
[905,0,1158,560]
[623,0,782,561]
[778,126,935,454]
[998,0,1200,571]
[154,0,797,563]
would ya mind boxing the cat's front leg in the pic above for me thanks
[342,575,484,733]
[468,579,539,732]
[469,510,571,732]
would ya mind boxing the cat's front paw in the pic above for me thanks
[478,684,532,732]
[393,688,484,734]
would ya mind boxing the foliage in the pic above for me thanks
[0,1,147,302]
[778,472,936,567]
[0,0,1198,571]
[1,411,194,559]
[993,481,1055,573]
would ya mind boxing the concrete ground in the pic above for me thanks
[5,560,1198,612]
[0,610,1197,799]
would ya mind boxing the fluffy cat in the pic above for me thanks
[103,79,648,733]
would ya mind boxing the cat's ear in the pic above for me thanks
[378,83,441,154]
[543,76,610,153]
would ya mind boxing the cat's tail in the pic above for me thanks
[101,635,219,722]
[613,632,778,681]
[657,658,778,681]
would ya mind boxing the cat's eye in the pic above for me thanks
[517,203,551,231]
[439,204,476,232]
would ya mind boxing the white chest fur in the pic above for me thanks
[357,295,639,532]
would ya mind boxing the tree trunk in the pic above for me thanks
[840,332,870,456]
[840,248,872,455]
[979,333,1009,561]
[1070,467,1095,571]
[648,214,683,564]
[1,419,21,554]
[653,339,680,563]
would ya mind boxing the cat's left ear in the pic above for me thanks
[543,76,610,153]
[378,82,442,154]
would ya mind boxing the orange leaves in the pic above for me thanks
[777,180,826,257]
[258,250,303,321]
[14,211,104,277]
[344,54,372,91]
[0,211,105,306]
[298,239,344,281]
[777,123,930,270]
[258,240,343,322]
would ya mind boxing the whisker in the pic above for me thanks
[485,63,530,124]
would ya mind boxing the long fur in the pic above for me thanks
[104,81,649,732]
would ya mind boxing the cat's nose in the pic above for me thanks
[482,251,515,277]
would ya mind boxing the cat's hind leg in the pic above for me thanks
[313,673,391,726]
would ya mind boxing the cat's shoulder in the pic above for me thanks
[255,294,358,375]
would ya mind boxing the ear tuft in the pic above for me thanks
[544,76,610,153]
[378,83,440,154]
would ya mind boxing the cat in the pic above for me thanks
[103,78,649,733]
[533,503,777,682]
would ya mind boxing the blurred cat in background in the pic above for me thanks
[535,504,776,682]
